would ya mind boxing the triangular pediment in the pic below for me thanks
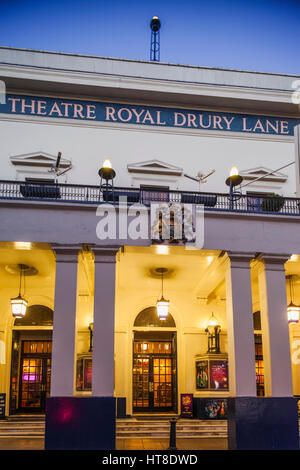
[10,151,71,168]
[127,159,183,176]
[240,166,287,182]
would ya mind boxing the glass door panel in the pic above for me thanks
[133,357,149,408]
[20,358,43,408]
[19,341,52,412]
[133,340,175,412]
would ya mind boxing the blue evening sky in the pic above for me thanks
[0,0,299,75]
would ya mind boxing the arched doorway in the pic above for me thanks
[132,307,177,413]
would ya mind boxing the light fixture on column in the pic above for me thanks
[225,166,243,210]
[88,322,94,352]
[98,158,116,202]
[10,264,28,319]
[287,275,300,324]
[156,268,169,320]
[205,313,221,353]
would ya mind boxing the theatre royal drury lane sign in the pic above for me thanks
[1,94,299,136]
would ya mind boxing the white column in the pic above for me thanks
[50,245,80,397]
[225,252,257,397]
[92,246,119,397]
[294,124,300,197]
[257,254,293,397]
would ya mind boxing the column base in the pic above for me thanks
[228,397,299,450]
[45,397,116,450]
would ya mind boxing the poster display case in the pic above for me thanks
[76,353,92,392]
[195,353,228,392]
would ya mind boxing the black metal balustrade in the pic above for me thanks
[0,180,300,215]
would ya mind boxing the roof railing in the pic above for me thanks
[0,180,299,215]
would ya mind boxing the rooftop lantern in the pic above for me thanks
[11,264,28,319]
[205,313,221,353]
[156,268,169,320]
[98,158,116,202]
[225,166,243,210]
[287,275,300,325]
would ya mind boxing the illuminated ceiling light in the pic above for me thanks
[11,264,28,319]
[287,275,300,325]
[14,242,32,250]
[156,268,169,320]
[287,303,300,325]
[155,245,169,255]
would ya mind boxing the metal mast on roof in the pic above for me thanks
[150,16,161,62]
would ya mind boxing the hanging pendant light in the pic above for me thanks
[287,275,300,325]
[156,268,169,320]
[11,264,28,319]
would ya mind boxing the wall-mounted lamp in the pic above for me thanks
[88,322,94,352]
[205,313,221,353]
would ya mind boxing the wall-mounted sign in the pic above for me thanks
[1,94,298,136]
[0,393,6,418]
[180,393,193,417]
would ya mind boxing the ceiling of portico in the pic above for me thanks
[117,245,224,304]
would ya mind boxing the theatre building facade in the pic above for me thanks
[0,46,300,449]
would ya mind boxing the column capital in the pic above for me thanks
[52,244,82,263]
[226,251,256,269]
[92,245,120,264]
[257,253,291,272]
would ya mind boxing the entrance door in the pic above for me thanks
[18,340,52,412]
[133,338,176,412]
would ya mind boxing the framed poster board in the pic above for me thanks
[196,360,209,390]
[209,360,228,391]
[180,393,193,417]
[76,356,92,391]
[203,399,227,419]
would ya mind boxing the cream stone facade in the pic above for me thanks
[0,47,300,449]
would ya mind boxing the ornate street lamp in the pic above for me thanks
[156,268,169,320]
[11,264,28,319]
[225,166,243,210]
[205,313,221,353]
[287,275,300,324]
[98,158,116,202]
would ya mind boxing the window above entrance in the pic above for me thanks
[14,305,53,326]
[134,306,176,328]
